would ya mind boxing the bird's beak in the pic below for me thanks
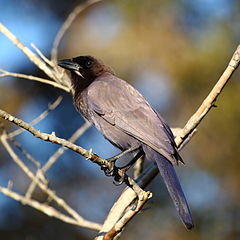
[58,59,81,71]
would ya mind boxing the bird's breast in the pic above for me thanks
[74,90,92,121]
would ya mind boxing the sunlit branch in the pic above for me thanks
[0,186,101,230]
[0,132,102,231]
[0,23,57,81]
[25,121,92,199]
[0,69,70,92]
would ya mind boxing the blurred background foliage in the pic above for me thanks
[0,0,240,239]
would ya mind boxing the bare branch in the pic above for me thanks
[0,23,57,80]
[102,191,151,240]
[95,165,159,240]
[42,121,92,172]
[9,96,63,138]
[25,121,92,198]
[0,132,102,230]
[51,0,103,62]
[0,69,70,92]
[178,129,197,151]
[31,43,55,68]
[0,186,101,230]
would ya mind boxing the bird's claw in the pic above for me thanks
[103,167,114,176]
[101,161,115,176]
[113,169,126,185]
[103,148,144,185]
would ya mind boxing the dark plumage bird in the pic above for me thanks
[58,56,193,229]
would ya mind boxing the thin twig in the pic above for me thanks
[31,43,55,68]
[51,0,103,62]
[0,23,56,81]
[8,137,41,168]
[0,186,102,230]
[0,69,70,92]
[133,155,144,179]
[25,121,92,198]
[175,45,240,146]
[42,121,92,172]
[25,169,47,199]
[9,96,63,138]
[0,132,102,230]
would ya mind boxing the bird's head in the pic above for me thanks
[58,56,114,83]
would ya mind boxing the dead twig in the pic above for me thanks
[25,121,92,198]
[0,132,102,231]
[0,23,56,81]
[51,0,103,62]
[9,96,63,138]
[0,69,70,92]
[0,186,101,230]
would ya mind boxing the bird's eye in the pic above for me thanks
[85,59,92,68]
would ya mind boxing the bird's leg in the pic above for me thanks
[103,146,142,177]
[114,149,144,185]
[106,145,141,162]
[104,146,141,176]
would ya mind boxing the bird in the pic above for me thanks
[58,55,193,229]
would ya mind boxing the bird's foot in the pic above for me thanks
[101,161,115,176]
[101,162,127,185]
[113,171,126,185]
[113,166,130,185]
[103,148,144,185]
[113,150,144,185]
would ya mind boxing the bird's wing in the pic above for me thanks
[87,74,181,164]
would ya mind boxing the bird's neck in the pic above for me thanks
[71,73,93,95]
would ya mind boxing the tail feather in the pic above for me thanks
[145,147,193,229]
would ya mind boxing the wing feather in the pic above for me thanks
[87,74,180,164]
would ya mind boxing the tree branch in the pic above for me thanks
[0,186,101,230]
[0,23,57,81]
[9,96,63,138]
[0,132,102,231]
[25,121,92,199]
[51,0,104,62]
[0,69,70,92]
[0,108,147,199]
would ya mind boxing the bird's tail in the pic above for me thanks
[144,147,193,229]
